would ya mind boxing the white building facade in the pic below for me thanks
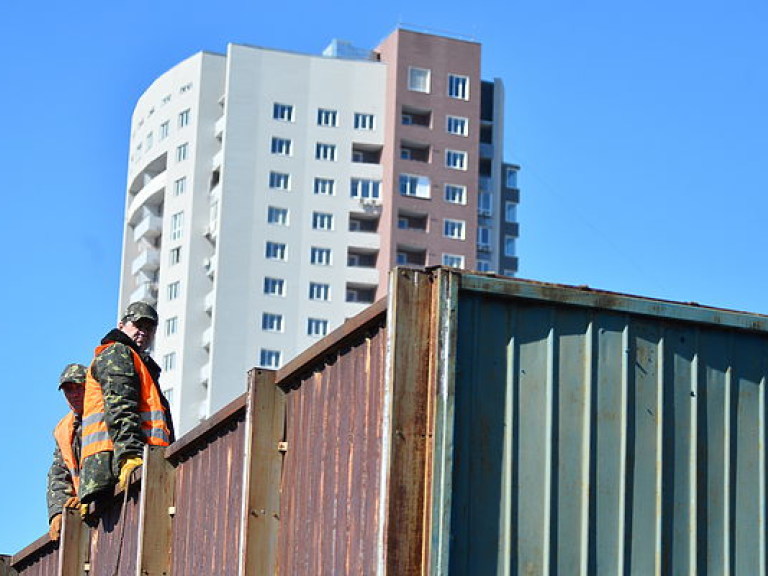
[120,29,520,434]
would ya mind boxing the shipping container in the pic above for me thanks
[8,267,768,575]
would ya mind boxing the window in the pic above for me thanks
[350,178,381,200]
[505,201,517,223]
[269,171,290,190]
[271,137,292,156]
[161,94,171,106]
[307,318,329,337]
[309,282,330,301]
[446,116,468,136]
[448,74,469,100]
[504,236,516,257]
[159,121,170,139]
[479,192,492,216]
[176,143,189,162]
[478,226,491,248]
[506,167,518,188]
[477,259,492,272]
[400,148,412,160]
[310,247,331,265]
[264,277,285,296]
[312,212,334,231]
[169,247,181,265]
[146,132,153,151]
[408,67,430,93]
[167,281,180,301]
[315,143,337,161]
[354,113,375,130]
[178,108,191,127]
[173,177,186,196]
[180,82,193,94]
[445,150,467,170]
[265,241,287,261]
[442,254,465,268]
[317,108,338,127]
[314,178,335,195]
[399,174,430,198]
[262,313,284,332]
[444,219,466,240]
[273,103,294,122]
[267,206,289,226]
[444,184,466,205]
[163,352,176,371]
[260,349,281,369]
[170,212,184,240]
[165,316,178,336]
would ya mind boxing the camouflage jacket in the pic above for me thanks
[79,329,174,504]
[46,415,80,521]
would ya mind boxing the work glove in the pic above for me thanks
[117,456,144,491]
[49,514,62,541]
[63,495,80,509]
[80,503,89,519]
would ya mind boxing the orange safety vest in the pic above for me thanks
[82,343,171,460]
[53,412,80,492]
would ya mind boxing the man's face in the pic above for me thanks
[118,318,157,351]
[61,382,85,415]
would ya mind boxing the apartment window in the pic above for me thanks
[317,108,338,127]
[167,281,180,301]
[477,259,492,272]
[267,206,289,226]
[309,282,330,301]
[265,241,287,261]
[505,201,517,223]
[307,318,329,337]
[173,177,186,196]
[504,236,516,257]
[399,174,430,199]
[446,150,467,170]
[271,137,292,156]
[163,352,176,371]
[176,143,189,162]
[178,108,191,128]
[180,82,193,94]
[315,143,337,161]
[162,94,171,105]
[269,171,290,190]
[262,312,284,332]
[479,192,492,216]
[312,212,334,231]
[159,121,170,139]
[506,167,518,188]
[478,226,491,248]
[448,74,469,100]
[444,219,466,240]
[310,247,331,265]
[146,132,153,150]
[408,67,430,93]
[260,349,281,369]
[170,212,184,241]
[446,116,468,136]
[165,316,178,336]
[273,103,294,122]
[354,113,375,130]
[264,277,285,296]
[169,247,181,265]
[442,254,465,268]
[444,184,466,205]
[350,178,381,200]
[314,178,335,196]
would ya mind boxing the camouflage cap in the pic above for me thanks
[122,301,159,325]
[59,363,87,387]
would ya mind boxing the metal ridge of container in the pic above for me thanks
[453,269,768,333]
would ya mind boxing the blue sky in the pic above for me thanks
[1,0,766,554]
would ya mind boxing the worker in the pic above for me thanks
[47,363,87,541]
[79,301,174,507]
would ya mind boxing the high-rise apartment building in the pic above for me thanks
[120,28,520,434]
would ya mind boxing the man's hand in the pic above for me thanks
[117,456,144,491]
[49,514,62,541]
[63,495,80,509]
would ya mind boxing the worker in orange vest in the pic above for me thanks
[79,301,174,508]
[47,363,87,541]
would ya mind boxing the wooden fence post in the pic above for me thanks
[58,507,89,576]
[136,445,176,575]
[0,554,18,576]
[238,369,285,576]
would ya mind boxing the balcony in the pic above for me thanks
[204,291,215,315]
[212,148,223,170]
[130,281,158,304]
[203,257,216,279]
[126,170,167,223]
[132,209,162,243]
[214,116,225,140]
[131,247,160,276]
[202,326,213,351]
[200,364,211,385]
[479,142,494,159]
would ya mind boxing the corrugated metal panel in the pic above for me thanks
[277,320,387,575]
[169,405,246,576]
[9,538,57,576]
[88,492,141,576]
[447,284,768,575]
